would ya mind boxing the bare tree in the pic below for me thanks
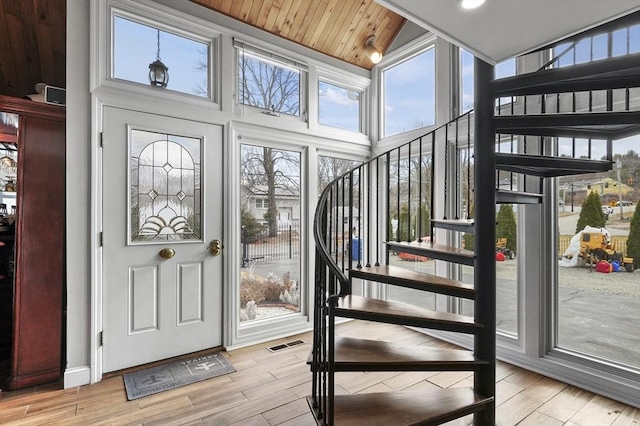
[317,156,361,194]
[192,46,208,96]
[241,145,300,237]
[239,52,300,116]
[237,51,302,236]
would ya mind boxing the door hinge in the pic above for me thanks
[100,132,104,147]
[99,232,103,247]
[99,331,104,346]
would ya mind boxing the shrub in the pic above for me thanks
[496,204,517,252]
[626,204,640,269]
[576,191,606,233]
[241,271,298,306]
[240,277,265,306]
[263,280,284,302]
[241,205,266,242]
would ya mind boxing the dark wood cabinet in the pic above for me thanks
[0,96,65,390]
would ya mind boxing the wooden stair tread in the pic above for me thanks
[386,241,474,266]
[431,218,474,233]
[335,295,481,334]
[491,52,640,97]
[330,336,487,371]
[307,388,493,426]
[350,265,475,299]
[496,189,543,204]
[495,153,611,177]
[493,111,640,140]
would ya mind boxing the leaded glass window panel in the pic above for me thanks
[130,129,201,242]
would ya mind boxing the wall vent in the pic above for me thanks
[268,339,305,352]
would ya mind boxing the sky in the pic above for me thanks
[383,48,435,137]
[114,16,207,97]
[113,16,639,145]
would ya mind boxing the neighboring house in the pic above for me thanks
[242,185,300,226]
[587,177,634,197]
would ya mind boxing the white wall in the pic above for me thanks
[64,0,92,387]
[62,0,373,386]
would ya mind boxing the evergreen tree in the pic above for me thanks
[496,204,517,252]
[626,204,640,270]
[418,202,431,239]
[463,202,474,251]
[398,205,411,241]
[241,205,265,242]
[575,191,606,233]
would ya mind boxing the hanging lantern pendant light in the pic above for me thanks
[149,29,169,88]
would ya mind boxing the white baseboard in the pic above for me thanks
[64,366,92,388]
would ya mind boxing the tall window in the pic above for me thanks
[318,155,363,296]
[456,140,519,337]
[113,16,210,97]
[555,139,639,370]
[459,49,516,112]
[318,81,361,132]
[317,155,362,194]
[239,144,302,323]
[555,23,640,66]
[384,145,435,310]
[460,49,475,114]
[237,48,302,117]
[552,24,640,372]
[382,47,435,137]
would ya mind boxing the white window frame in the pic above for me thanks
[255,198,267,209]
[378,35,437,141]
[314,65,371,136]
[234,40,308,122]
[97,0,221,107]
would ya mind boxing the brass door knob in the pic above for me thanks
[159,248,175,259]
[209,239,222,256]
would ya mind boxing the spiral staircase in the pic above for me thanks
[307,23,640,426]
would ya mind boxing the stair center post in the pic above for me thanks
[473,57,497,426]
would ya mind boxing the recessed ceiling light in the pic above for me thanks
[460,0,486,10]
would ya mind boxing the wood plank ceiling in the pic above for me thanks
[0,0,404,99]
[0,0,66,99]
[190,0,406,69]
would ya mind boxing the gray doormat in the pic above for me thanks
[123,353,235,400]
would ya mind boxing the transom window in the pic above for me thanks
[318,80,361,132]
[237,46,303,117]
[112,15,210,97]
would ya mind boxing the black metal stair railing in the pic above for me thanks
[309,61,636,424]
[310,111,475,424]
[309,18,639,422]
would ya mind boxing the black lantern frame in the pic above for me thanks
[148,30,169,88]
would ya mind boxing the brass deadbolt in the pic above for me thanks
[209,239,222,256]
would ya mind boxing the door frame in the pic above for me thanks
[90,92,232,382]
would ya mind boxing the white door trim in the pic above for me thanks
[89,90,231,383]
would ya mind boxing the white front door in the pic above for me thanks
[102,107,223,373]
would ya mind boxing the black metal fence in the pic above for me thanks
[241,223,300,267]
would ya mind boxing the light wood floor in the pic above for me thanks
[0,321,637,426]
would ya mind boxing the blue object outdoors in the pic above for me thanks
[611,261,620,272]
[351,238,362,261]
